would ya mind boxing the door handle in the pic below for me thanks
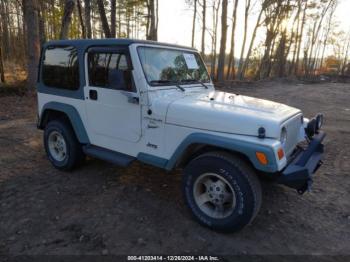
[128,96,139,104]
[89,90,98,100]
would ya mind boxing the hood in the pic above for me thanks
[165,90,302,138]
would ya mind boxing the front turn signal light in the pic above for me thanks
[277,148,285,160]
[256,152,268,165]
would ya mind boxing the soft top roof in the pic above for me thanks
[43,38,196,51]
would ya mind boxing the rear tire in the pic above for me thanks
[183,151,262,232]
[44,120,84,171]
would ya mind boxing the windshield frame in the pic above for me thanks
[136,45,211,87]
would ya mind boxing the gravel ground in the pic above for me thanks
[0,81,349,256]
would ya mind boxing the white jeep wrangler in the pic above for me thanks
[37,39,325,232]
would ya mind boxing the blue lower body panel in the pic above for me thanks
[83,145,135,167]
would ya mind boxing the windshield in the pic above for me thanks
[137,46,210,86]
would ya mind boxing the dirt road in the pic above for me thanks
[0,81,349,255]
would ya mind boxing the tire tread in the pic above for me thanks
[184,151,262,231]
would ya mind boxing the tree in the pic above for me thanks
[0,0,10,60]
[199,0,206,56]
[237,0,251,79]
[60,0,76,39]
[77,0,86,38]
[226,0,239,80]
[289,0,303,75]
[318,1,337,73]
[209,0,221,80]
[110,0,117,37]
[216,0,228,82]
[0,2,6,82]
[257,0,285,79]
[341,43,350,75]
[305,0,334,77]
[191,0,197,47]
[97,0,111,38]
[84,0,92,38]
[0,0,347,84]
[38,1,46,45]
[0,45,5,83]
[295,0,308,75]
[23,0,40,89]
[274,31,288,77]
[240,1,265,79]
[273,0,293,78]
[147,0,158,40]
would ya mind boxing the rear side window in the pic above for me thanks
[42,46,80,90]
[88,52,134,92]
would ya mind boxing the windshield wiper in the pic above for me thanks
[150,80,174,84]
[180,79,209,89]
[150,80,185,92]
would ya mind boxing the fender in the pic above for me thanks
[39,102,90,144]
[165,133,278,173]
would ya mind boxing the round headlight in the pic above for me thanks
[316,114,323,130]
[280,127,287,146]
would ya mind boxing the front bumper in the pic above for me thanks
[277,131,326,194]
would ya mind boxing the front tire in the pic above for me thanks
[44,120,84,171]
[183,151,262,232]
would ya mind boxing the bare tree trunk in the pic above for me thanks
[216,0,228,82]
[50,0,57,39]
[146,1,150,38]
[306,0,333,77]
[237,0,251,80]
[96,0,111,38]
[257,1,284,80]
[156,0,159,37]
[286,1,302,75]
[0,18,4,82]
[23,0,40,89]
[111,0,116,37]
[0,45,5,83]
[210,0,220,80]
[147,0,158,40]
[91,4,96,38]
[76,0,86,38]
[84,0,92,38]
[240,5,264,79]
[274,0,293,77]
[201,0,206,56]
[290,1,302,75]
[311,33,323,75]
[275,31,287,77]
[38,7,46,46]
[191,0,197,47]
[0,0,10,59]
[319,2,336,73]
[15,2,25,62]
[341,39,350,75]
[226,0,238,80]
[126,10,130,38]
[295,0,307,75]
[118,1,122,36]
[60,0,75,39]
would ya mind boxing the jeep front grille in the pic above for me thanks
[283,114,302,157]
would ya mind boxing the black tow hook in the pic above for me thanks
[297,179,313,195]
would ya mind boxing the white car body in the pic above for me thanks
[37,39,326,231]
[37,40,308,175]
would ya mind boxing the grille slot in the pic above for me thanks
[282,114,302,157]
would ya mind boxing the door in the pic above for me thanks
[84,47,141,144]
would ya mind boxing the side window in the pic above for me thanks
[42,46,79,90]
[88,52,134,92]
